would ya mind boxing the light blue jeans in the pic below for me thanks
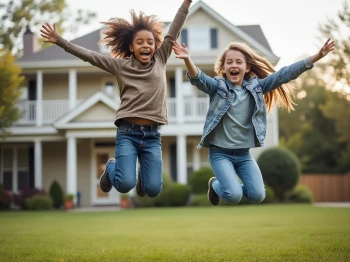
[209,146,266,204]
[107,120,163,197]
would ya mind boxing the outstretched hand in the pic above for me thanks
[40,23,59,44]
[172,41,190,59]
[318,38,335,58]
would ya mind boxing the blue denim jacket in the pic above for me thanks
[187,58,314,149]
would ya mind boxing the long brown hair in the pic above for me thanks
[214,42,295,112]
[99,10,164,58]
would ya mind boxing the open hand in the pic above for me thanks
[318,38,335,58]
[172,41,189,59]
[40,23,59,44]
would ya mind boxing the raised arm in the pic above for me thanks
[172,41,198,77]
[173,41,219,95]
[310,38,335,64]
[156,1,192,62]
[40,23,119,75]
[259,38,335,94]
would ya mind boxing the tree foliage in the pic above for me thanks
[319,0,350,92]
[0,50,24,138]
[0,0,96,56]
[279,1,350,174]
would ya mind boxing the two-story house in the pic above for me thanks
[0,1,280,207]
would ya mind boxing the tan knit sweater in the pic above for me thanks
[56,4,189,125]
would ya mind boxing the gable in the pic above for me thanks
[54,91,117,129]
[71,102,116,123]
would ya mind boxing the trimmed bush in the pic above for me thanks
[134,173,173,207]
[257,147,301,200]
[13,188,46,209]
[25,195,53,210]
[190,194,212,207]
[0,184,12,210]
[188,167,214,194]
[49,180,64,209]
[262,184,275,204]
[169,183,191,206]
[289,185,314,203]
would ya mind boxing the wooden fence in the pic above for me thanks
[298,174,350,202]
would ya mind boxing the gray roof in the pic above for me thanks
[237,25,273,53]
[18,28,103,62]
[18,24,273,62]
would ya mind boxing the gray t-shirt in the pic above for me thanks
[207,85,255,149]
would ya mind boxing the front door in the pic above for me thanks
[92,148,119,205]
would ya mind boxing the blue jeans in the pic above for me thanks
[106,120,163,197]
[209,146,266,204]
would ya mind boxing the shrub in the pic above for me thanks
[257,147,301,201]
[188,167,214,194]
[134,173,173,207]
[190,194,212,207]
[0,184,12,210]
[289,185,314,203]
[262,184,275,204]
[13,188,46,209]
[169,183,191,206]
[49,180,64,209]
[25,195,53,210]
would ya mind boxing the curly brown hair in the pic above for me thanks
[99,10,164,58]
[214,42,296,112]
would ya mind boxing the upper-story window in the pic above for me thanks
[181,27,218,51]
[104,82,115,96]
[99,29,110,54]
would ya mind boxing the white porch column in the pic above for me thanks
[176,135,187,184]
[271,106,279,145]
[34,139,42,189]
[66,137,77,198]
[175,67,184,124]
[193,145,200,171]
[68,69,77,110]
[36,70,43,126]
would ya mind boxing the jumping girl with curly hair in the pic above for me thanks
[41,0,193,198]
[173,38,334,206]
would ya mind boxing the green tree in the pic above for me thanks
[279,1,350,174]
[320,91,350,172]
[319,0,350,89]
[279,69,342,173]
[0,0,96,56]
[0,50,24,138]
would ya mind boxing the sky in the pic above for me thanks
[65,0,347,69]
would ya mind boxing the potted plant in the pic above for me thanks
[64,193,75,210]
[120,193,130,208]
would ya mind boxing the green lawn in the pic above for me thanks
[0,204,349,262]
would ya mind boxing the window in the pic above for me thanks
[104,82,115,96]
[99,29,110,54]
[0,147,30,192]
[210,28,218,49]
[180,29,188,47]
[188,27,210,51]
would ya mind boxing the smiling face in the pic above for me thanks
[223,50,250,86]
[129,30,156,64]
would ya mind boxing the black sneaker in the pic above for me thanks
[136,171,146,197]
[99,158,115,193]
[208,177,220,206]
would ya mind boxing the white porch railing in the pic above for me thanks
[16,98,209,125]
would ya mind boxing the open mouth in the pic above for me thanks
[140,51,151,59]
[229,71,239,77]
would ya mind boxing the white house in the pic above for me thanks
[0,1,280,207]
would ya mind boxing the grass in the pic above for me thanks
[0,204,349,262]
